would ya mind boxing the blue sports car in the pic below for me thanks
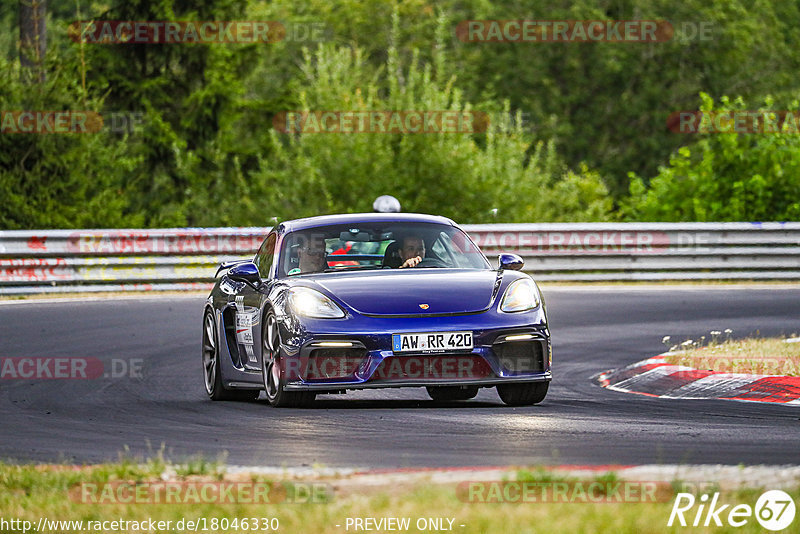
[202,213,551,407]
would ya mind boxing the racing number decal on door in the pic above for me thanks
[234,296,260,363]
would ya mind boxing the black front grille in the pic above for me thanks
[494,341,545,374]
[371,354,494,381]
[303,348,367,380]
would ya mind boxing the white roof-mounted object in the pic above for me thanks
[372,195,401,213]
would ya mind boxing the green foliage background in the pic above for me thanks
[0,0,798,228]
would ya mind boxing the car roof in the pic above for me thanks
[278,212,458,233]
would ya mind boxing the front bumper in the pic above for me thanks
[284,373,552,390]
[278,310,552,391]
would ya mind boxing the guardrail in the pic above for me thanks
[1,223,799,294]
[0,228,267,295]
[466,222,800,281]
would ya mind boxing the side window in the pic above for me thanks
[255,233,277,278]
[431,232,455,267]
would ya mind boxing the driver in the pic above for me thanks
[399,235,425,268]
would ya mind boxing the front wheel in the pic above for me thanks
[426,385,479,401]
[496,382,549,406]
[262,311,315,408]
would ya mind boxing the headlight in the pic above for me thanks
[288,287,345,319]
[499,278,540,313]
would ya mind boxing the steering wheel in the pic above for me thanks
[416,257,448,268]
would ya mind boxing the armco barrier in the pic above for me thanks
[0,228,268,295]
[465,222,800,281]
[1,223,799,294]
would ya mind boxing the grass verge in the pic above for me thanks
[664,336,800,376]
[1,461,798,533]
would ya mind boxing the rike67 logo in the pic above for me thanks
[668,490,796,531]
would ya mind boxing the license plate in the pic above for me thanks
[392,331,473,353]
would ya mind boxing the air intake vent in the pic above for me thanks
[494,341,545,374]
[303,348,367,380]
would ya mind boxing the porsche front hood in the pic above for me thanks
[312,269,500,316]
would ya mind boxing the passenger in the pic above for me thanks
[288,236,327,274]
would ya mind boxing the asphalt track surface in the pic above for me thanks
[1,287,798,468]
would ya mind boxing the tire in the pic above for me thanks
[202,309,259,401]
[426,385,479,401]
[496,382,549,406]
[262,311,316,408]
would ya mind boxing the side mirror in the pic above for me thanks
[228,261,261,287]
[498,253,524,271]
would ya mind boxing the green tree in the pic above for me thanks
[622,93,800,221]
[0,54,142,229]
[242,17,611,223]
[73,0,255,226]
[259,0,800,199]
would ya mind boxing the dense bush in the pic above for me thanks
[622,93,800,221]
[0,55,142,229]
[257,0,800,196]
[241,29,612,223]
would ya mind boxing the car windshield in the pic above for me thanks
[279,222,490,276]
